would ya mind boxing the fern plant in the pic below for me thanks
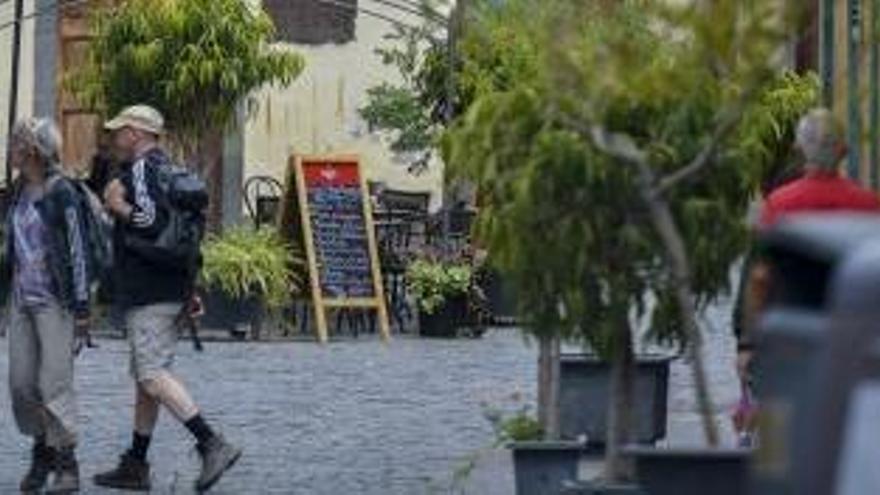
[201,227,303,308]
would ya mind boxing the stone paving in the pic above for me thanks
[0,304,740,494]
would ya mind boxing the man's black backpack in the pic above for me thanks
[122,161,208,351]
[124,163,208,272]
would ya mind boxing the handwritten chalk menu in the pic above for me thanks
[293,155,390,343]
[304,164,374,297]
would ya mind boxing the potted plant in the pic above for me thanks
[406,258,474,337]
[618,67,819,495]
[444,0,812,492]
[489,408,605,495]
[200,227,303,339]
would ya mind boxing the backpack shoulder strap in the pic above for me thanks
[43,169,79,205]
[44,169,65,191]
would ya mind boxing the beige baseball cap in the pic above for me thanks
[104,104,165,135]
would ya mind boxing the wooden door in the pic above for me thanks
[57,1,111,174]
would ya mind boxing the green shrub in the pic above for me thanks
[201,227,303,308]
[484,405,544,444]
[406,259,472,315]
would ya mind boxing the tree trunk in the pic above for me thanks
[589,121,735,450]
[594,128,720,447]
[537,334,561,440]
[604,313,636,483]
[192,128,225,231]
[640,186,720,447]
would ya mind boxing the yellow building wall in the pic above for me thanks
[243,7,445,211]
[0,0,37,178]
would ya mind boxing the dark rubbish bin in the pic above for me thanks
[749,214,880,495]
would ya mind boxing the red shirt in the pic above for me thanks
[760,171,880,228]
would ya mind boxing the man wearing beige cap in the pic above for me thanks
[93,104,241,492]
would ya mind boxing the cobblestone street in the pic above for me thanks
[0,313,740,494]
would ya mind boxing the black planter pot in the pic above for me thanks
[255,196,281,227]
[509,441,603,495]
[626,447,751,495]
[200,288,262,339]
[560,482,646,494]
[559,354,672,446]
[483,269,518,325]
[417,294,469,338]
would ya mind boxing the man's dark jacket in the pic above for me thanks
[112,147,191,308]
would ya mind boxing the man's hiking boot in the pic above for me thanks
[20,440,54,492]
[196,435,242,492]
[44,447,79,494]
[93,452,151,491]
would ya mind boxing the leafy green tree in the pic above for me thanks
[71,0,304,227]
[444,0,817,481]
[360,0,539,172]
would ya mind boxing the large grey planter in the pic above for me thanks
[626,447,751,495]
[509,441,602,495]
[200,288,263,340]
[483,269,518,326]
[560,482,646,494]
[560,354,672,445]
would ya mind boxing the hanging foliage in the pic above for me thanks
[444,0,817,351]
[70,0,305,145]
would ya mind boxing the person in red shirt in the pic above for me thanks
[745,108,880,349]
[759,108,880,229]
[735,109,880,445]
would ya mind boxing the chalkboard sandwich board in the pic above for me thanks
[291,155,390,342]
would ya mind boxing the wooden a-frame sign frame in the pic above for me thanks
[292,154,390,343]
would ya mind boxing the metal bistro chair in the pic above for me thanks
[377,189,430,214]
[243,174,284,229]
[373,189,431,333]
[378,188,431,253]
[443,205,477,256]
[373,214,411,332]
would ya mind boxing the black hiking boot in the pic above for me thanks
[20,440,55,493]
[195,435,242,492]
[93,451,151,491]
[44,447,79,494]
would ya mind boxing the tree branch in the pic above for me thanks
[552,90,770,446]
[654,85,760,195]
[587,124,721,447]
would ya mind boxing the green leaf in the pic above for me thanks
[68,0,305,141]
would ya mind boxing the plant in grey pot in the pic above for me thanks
[444,0,812,492]
[200,227,303,340]
[488,407,605,495]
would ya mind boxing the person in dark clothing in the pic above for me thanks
[92,105,241,493]
[1,117,91,493]
[85,132,117,198]
[731,166,804,347]
[736,108,880,379]
[86,136,120,309]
